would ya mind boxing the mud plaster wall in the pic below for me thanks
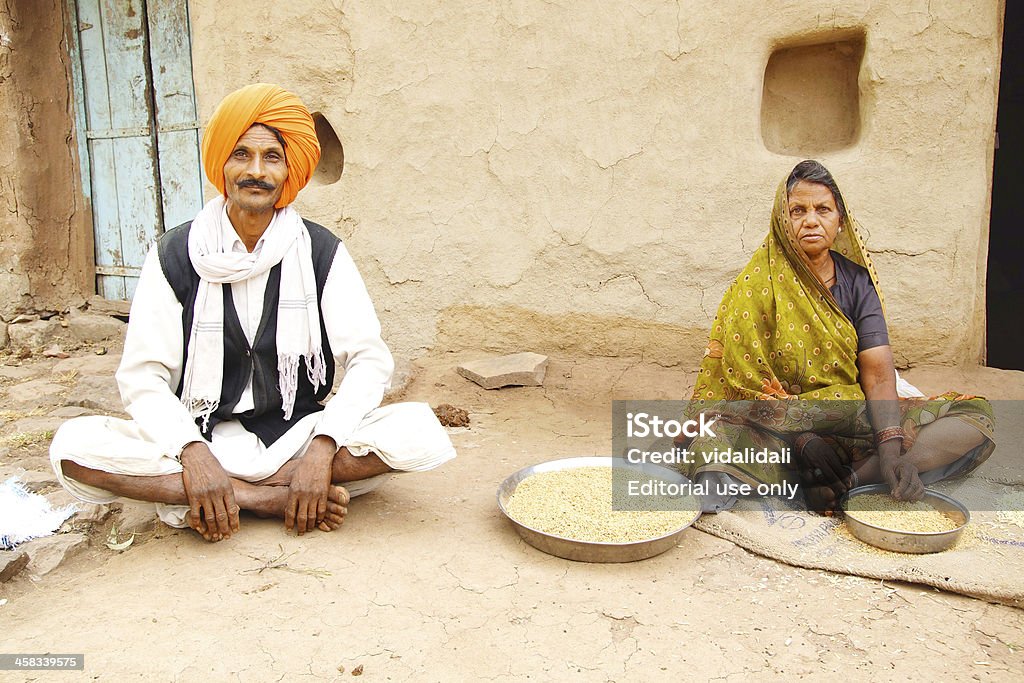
[0,0,93,317]
[189,0,1002,368]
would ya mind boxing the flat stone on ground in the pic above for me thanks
[51,354,120,378]
[74,503,112,525]
[64,374,122,412]
[85,295,131,318]
[0,365,39,382]
[7,319,64,350]
[66,310,126,344]
[0,552,29,582]
[42,344,69,358]
[4,378,67,406]
[10,416,65,436]
[23,533,88,578]
[45,488,78,509]
[456,352,548,389]
[48,406,94,418]
[115,502,158,536]
[12,469,59,494]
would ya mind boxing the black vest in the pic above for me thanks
[157,220,341,446]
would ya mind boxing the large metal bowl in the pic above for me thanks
[496,456,701,563]
[840,484,970,554]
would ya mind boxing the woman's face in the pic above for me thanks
[787,180,841,260]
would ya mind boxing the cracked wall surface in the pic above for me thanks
[187,0,1003,366]
[0,0,93,317]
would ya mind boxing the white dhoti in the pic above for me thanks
[49,402,456,528]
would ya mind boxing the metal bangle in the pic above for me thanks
[875,426,905,446]
[795,432,822,457]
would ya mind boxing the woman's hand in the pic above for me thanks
[795,433,851,498]
[877,442,924,501]
[857,345,922,501]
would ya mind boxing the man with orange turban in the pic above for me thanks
[48,84,455,542]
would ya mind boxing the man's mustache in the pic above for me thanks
[237,178,276,191]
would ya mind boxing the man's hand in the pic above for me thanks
[285,436,337,535]
[879,445,924,501]
[180,442,239,541]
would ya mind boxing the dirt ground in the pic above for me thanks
[1,347,1023,681]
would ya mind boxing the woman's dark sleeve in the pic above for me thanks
[850,272,889,352]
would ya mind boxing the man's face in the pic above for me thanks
[222,124,288,214]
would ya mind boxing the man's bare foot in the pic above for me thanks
[317,486,350,532]
[185,508,242,542]
[185,483,350,540]
[243,483,350,533]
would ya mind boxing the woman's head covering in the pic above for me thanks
[201,83,321,208]
[689,165,884,403]
[773,162,884,315]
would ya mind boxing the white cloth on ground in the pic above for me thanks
[895,370,925,398]
[0,478,78,550]
[49,402,455,528]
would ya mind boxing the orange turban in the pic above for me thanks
[201,84,321,208]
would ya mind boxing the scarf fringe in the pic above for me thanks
[279,349,327,421]
[183,397,220,433]
[308,347,327,388]
[279,353,299,421]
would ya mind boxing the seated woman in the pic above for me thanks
[677,160,994,515]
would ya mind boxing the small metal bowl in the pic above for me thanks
[496,456,701,563]
[840,484,970,554]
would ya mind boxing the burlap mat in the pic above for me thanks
[693,478,1024,607]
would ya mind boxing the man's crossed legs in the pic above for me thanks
[59,437,391,542]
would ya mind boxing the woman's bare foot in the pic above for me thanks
[803,483,841,516]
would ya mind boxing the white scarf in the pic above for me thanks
[181,197,326,429]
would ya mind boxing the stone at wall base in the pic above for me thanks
[67,310,126,343]
[456,352,548,389]
[85,295,131,318]
[7,319,63,350]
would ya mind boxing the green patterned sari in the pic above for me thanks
[678,179,994,488]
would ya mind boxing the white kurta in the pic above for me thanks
[50,210,455,527]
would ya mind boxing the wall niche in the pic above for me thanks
[312,112,344,185]
[761,32,865,155]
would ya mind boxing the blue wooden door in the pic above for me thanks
[70,0,203,299]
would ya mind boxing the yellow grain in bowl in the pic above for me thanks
[505,466,698,543]
[844,493,960,533]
